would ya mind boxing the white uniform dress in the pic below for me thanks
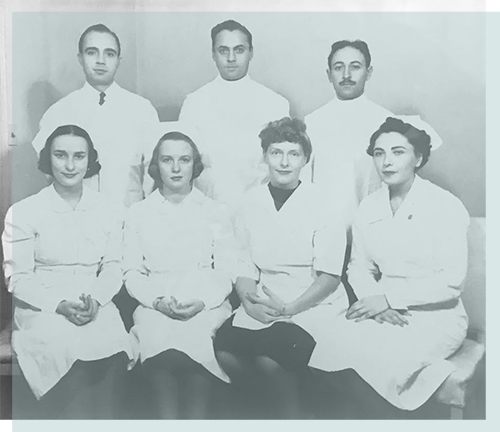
[304,95,393,228]
[179,75,290,210]
[314,176,469,410]
[124,188,236,382]
[32,82,159,207]
[231,182,349,369]
[1,185,135,399]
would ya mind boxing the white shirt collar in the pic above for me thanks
[214,73,252,88]
[82,81,120,99]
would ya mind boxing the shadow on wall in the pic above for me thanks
[27,81,63,141]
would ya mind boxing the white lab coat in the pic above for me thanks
[179,75,290,211]
[32,82,159,208]
[231,182,349,370]
[314,176,469,410]
[304,95,393,228]
[123,188,236,381]
[1,185,135,399]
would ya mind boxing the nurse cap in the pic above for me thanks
[390,115,443,151]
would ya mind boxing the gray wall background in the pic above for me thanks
[9,11,485,216]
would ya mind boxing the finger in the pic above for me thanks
[345,302,363,318]
[262,286,276,300]
[387,313,405,327]
[349,307,367,319]
[246,293,261,304]
[355,312,371,323]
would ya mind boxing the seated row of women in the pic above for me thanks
[2,116,470,419]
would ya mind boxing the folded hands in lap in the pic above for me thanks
[346,295,410,327]
[244,286,290,325]
[56,294,100,326]
[154,296,205,321]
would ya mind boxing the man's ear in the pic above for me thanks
[77,53,83,67]
[366,65,373,81]
[326,68,333,84]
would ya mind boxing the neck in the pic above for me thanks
[53,182,84,203]
[270,179,299,190]
[220,74,247,83]
[160,184,192,204]
[337,93,364,102]
[388,175,415,200]
[88,81,113,93]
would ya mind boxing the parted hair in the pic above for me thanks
[259,117,313,162]
[211,20,253,50]
[78,24,121,56]
[367,117,432,170]
[148,131,205,191]
[327,39,372,69]
[38,125,101,178]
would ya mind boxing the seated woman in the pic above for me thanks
[213,117,348,419]
[123,126,235,419]
[2,125,134,419]
[314,117,470,417]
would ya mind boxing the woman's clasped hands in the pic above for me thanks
[154,296,205,321]
[244,286,292,324]
[346,294,411,327]
[56,293,100,326]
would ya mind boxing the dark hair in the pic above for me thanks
[38,125,101,178]
[259,117,312,162]
[148,131,204,191]
[78,24,121,56]
[327,39,371,69]
[367,117,432,170]
[211,20,253,50]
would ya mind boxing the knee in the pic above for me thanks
[143,349,194,376]
[254,355,283,376]
[215,350,246,377]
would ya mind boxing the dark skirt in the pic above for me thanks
[213,315,316,372]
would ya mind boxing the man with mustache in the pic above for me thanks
[32,24,159,208]
[304,40,393,229]
[179,19,290,211]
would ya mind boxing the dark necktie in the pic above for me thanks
[99,92,106,106]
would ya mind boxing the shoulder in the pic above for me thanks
[419,178,469,223]
[6,187,52,224]
[116,86,157,113]
[86,189,126,221]
[42,88,83,116]
[248,79,289,106]
[305,100,335,126]
[184,79,217,101]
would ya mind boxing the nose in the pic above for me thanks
[65,158,75,171]
[342,67,351,79]
[228,49,236,63]
[383,154,393,167]
[96,52,105,65]
[172,160,181,173]
[280,154,289,167]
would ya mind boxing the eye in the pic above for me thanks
[270,150,280,156]
[333,65,343,71]
[53,153,65,159]
[180,157,192,163]
[393,150,404,156]
[351,64,361,70]
[218,48,228,54]
[86,49,97,56]
[373,150,384,157]
[106,52,116,58]
[160,157,172,163]
[235,47,245,54]
[74,154,86,160]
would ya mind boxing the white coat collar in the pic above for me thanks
[214,73,252,88]
[152,186,208,213]
[366,175,426,224]
[82,81,120,100]
[48,184,97,213]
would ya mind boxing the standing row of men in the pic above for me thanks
[32,19,401,226]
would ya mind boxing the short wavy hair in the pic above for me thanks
[211,20,253,50]
[259,117,312,162]
[327,39,371,69]
[148,131,204,191]
[367,117,432,170]
[38,124,101,178]
[78,24,121,56]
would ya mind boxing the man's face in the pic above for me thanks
[212,30,253,81]
[78,31,120,88]
[327,46,372,101]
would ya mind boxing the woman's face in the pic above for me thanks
[50,134,89,189]
[264,141,307,189]
[158,139,194,194]
[372,132,423,188]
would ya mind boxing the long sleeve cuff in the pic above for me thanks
[9,277,65,313]
[125,271,165,309]
[191,270,233,310]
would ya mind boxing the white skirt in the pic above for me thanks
[13,302,137,400]
[130,300,232,382]
[313,305,468,410]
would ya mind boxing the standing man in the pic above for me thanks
[32,24,159,207]
[305,40,393,228]
[179,19,290,210]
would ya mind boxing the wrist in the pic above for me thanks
[283,302,295,317]
[153,296,164,310]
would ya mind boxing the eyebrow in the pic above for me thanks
[84,46,118,55]
[217,44,247,50]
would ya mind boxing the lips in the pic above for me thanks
[276,170,292,175]
[170,176,183,181]
[382,171,396,176]
[93,69,107,74]
[62,173,77,178]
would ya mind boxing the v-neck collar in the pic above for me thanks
[152,187,207,213]
[48,184,95,213]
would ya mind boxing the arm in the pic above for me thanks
[191,206,236,310]
[2,206,66,312]
[123,209,164,308]
[88,210,125,307]
[380,204,470,310]
[347,212,386,300]
[141,102,161,198]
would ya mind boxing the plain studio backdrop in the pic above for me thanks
[6,12,485,216]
